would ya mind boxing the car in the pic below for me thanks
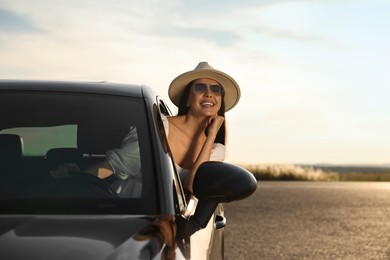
[0,80,257,259]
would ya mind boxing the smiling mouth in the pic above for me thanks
[201,102,214,107]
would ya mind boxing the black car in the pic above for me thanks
[0,80,257,259]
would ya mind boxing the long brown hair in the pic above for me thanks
[177,82,226,145]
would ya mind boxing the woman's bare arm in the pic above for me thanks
[184,116,224,193]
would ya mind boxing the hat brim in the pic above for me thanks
[168,69,240,112]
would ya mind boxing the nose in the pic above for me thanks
[203,86,213,96]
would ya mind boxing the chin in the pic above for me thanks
[203,110,218,116]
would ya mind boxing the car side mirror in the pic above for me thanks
[193,161,257,202]
[188,162,257,232]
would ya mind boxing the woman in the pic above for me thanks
[163,61,241,194]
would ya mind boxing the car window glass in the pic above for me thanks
[1,125,77,156]
[0,91,157,214]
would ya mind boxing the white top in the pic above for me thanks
[161,114,226,180]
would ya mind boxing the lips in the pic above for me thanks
[201,102,215,107]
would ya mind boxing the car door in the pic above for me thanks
[157,98,224,259]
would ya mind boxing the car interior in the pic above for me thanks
[0,91,150,202]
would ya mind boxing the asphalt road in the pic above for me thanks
[224,181,390,260]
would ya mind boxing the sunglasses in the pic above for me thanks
[192,83,224,96]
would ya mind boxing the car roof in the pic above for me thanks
[0,79,152,98]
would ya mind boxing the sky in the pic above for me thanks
[1,0,389,165]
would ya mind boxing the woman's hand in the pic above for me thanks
[205,115,224,137]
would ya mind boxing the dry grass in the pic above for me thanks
[337,172,390,181]
[241,164,390,182]
[242,164,339,181]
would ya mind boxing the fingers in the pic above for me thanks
[209,115,224,128]
[206,116,224,136]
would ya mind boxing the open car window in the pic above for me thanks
[0,91,157,214]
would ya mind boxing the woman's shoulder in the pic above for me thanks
[161,115,184,135]
[166,115,184,122]
[166,115,185,128]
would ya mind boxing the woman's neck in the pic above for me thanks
[183,114,208,136]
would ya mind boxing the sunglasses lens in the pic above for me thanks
[193,83,224,96]
[210,85,224,96]
[193,83,207,93]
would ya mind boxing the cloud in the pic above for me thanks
[0,9,42,34]
[149,25,241,46]
[254,24,326,43]
[181,0,322,10]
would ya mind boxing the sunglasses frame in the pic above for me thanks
[192,83,224,96]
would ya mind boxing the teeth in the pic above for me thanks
[202,102,214,107]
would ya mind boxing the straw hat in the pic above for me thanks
[168,62,241,111]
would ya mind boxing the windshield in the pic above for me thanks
[0,90,157,214]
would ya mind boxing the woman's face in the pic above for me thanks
[187,78,223,117]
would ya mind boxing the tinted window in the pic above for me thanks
[1,125,77,156]
[0,90,157,214]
